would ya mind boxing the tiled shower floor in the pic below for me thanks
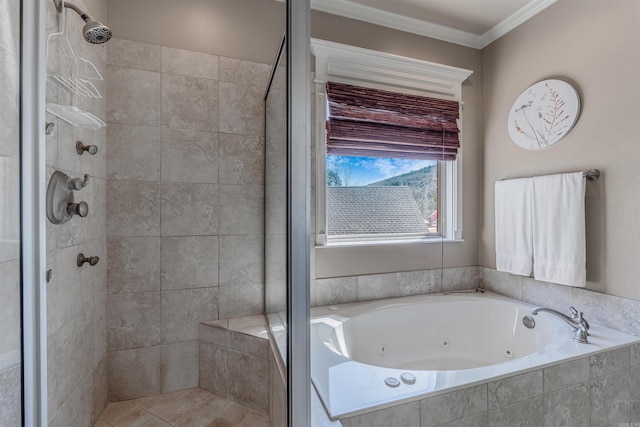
[94,388,270,427]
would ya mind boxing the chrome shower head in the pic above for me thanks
[82,19,112,44]
[54,0,112,44]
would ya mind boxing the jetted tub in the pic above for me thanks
[310,291,639,420]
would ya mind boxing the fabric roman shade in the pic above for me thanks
[325,81,461,161]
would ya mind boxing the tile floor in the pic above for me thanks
[94,388,270,427]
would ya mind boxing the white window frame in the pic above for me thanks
[311,39,473,247]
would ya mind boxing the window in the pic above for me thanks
[311,39,472,246]
[326,155,439,237]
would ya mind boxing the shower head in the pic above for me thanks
[54,0,113,44]
[82,20,112,44]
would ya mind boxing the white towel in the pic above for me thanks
[532,172,586,287]
[495,178,533,276]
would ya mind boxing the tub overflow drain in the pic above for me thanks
[379,344,387,354]
[522,315,536,329]
[504,348,514,358]
[384,377,400,388]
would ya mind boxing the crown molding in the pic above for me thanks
[480,0,558,48]
[310,0,481,49]
[311,38,473,99]
[277,0,557,50]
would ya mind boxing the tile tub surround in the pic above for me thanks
[310,266,640,426]
[480,267,640,338]
[336,343,640,427]
[311,266,481,307]
[199,315,270,415]
[312,290,638,421]
[106,38,271,401]
[313,265,640,340]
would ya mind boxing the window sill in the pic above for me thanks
[318,236,464,249]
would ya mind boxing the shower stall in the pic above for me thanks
[9,0,312,425]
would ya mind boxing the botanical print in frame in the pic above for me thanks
[508,79,581,150]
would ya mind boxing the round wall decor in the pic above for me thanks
[507,79,581,150]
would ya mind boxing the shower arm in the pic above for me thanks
[54,0,90,22]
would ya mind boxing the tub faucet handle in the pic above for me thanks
[570,306,590,335]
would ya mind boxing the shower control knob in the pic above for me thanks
[77,253,99,267]
[76,141,98,155]
[67,201,89,218]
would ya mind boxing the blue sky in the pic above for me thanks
[326,155,437,186]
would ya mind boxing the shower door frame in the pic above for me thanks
[287,0,311,425]
[21,0,49,425]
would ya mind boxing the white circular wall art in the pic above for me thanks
[508,79,581,150]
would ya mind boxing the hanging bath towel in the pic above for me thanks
[495,177,533,276]
[532,172,586,287]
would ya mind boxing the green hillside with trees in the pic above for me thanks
[366,164,437,222]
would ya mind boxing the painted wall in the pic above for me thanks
[45,0,109,424]
[107,0,285,64]
[480,0,640,301]
[0,0,23,424]
[84,0,107,25]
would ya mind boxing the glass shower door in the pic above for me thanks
[0,0,23,424]
[265,38,288,364]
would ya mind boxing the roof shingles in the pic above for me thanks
[327,186,429,235]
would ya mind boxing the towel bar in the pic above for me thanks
[582,169,600,181]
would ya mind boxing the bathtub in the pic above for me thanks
[310,291,639,420]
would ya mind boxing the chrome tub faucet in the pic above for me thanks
[531,306,590,344]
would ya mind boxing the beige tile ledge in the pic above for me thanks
[201,314,269,340]
[201,314,269,339]
[200,314,271,361]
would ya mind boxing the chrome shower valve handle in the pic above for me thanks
[67,201,89,218]
[66,173,90,190]
[47,171,91,224]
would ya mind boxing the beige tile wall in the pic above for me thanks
[44,0,109,425]
[0,0,22,424]
[106,38,270,401]
[311,266,481,307]
[199,317,271,414]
